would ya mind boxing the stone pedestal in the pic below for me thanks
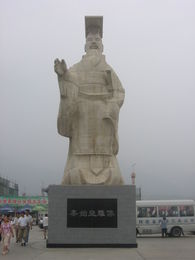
[47,185,137,248]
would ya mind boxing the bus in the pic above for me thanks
[136,200,195,237]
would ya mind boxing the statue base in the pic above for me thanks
[47,185,137,248]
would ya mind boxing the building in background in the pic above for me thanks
[136,187,142,200]
[0,176,19,196]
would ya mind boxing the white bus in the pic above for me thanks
[136,200,195,237]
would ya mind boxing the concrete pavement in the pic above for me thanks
[1,226,195,260]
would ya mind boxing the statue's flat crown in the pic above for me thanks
[85,16,103,38]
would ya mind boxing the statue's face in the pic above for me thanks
[85,32,103,53]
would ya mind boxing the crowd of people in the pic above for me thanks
[0,210,48,256]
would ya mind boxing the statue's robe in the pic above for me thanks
[57,53,125,184]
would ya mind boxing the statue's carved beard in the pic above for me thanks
[85,49,102,67]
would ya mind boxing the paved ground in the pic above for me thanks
[1,226,195,260]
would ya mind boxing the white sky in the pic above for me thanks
[0,0,195,199]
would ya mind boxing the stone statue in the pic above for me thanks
[54,16,125,185]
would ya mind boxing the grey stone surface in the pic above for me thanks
[47,185,136,247]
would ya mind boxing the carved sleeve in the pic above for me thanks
[57,77,78,137]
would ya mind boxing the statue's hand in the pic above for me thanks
[54,59,67,76]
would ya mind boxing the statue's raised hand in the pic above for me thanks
[54,59,67,76]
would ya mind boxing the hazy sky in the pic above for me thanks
[0,0,195,199]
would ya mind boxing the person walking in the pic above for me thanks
[160,216,168,237]
[0,214,2,243]
[0,214,14,255]
[24,210,33,245]
[18,211,27,246]
[43,214,48,239]
[13,212,20,243]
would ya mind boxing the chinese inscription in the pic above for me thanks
[67,199,117,228]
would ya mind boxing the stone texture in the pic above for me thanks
[54,16,125,185]
[47,185,137,247]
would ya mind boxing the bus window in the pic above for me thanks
[158,206,179,217]
[137,207,157,218]
[179,205,194,217]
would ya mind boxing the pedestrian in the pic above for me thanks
[0,214,2,243]
[43,214,48,239]
[160,216,168,238]
[13,212,20,243]
[18,211,27,246]
[0,214,14,255]
[24,210,33,244]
